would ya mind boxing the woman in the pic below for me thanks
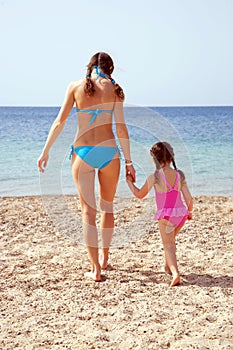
[38,52,135,281]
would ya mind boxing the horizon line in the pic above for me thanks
[0,104,233,108]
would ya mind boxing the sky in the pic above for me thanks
[0,0,233,106]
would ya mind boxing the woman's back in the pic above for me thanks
[73,74,118,146]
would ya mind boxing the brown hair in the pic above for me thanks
[150,141,177,170]
[84,52,125,100]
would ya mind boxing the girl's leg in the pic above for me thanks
[158,219,180,287]
[174,225,183,237]
[98,155,120,269]
[164,224,184,275]
[72,156,101,281]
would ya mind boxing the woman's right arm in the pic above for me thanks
[37,82,75,173]
[114,101,136,181]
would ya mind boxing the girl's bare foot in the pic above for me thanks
[84,264,101,282]
[170,274,180,287]
[164,263,172,275]
[99,252,108,270]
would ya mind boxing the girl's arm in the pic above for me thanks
[114,101,136,182]
[127,173,155,199]
[181,183,193,219]
[37,82,75,172]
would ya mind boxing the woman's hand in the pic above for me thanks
[126,164,136,182]
[37,153,49,173]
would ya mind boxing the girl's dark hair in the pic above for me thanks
[150,141,177,170]
[84,52,125,100]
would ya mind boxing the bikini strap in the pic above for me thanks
[87,109,103,125]
[158,170,180,190]
[158,170,172,190]
[174,171,180,189]
[93,65,115,85]
[94,66,107,80]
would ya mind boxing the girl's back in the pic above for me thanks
[154,167,182,193]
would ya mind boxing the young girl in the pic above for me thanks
[127,141,193,287]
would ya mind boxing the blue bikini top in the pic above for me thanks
[92,66,115,84]
[76,108,113,125]
[77,66,115,125]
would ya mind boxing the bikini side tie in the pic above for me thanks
[69,145,74,160]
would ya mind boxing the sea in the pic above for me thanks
[0,106,232,197]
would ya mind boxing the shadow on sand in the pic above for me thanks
[181,273,233,289]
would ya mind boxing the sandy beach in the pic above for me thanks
[0,195,232,349]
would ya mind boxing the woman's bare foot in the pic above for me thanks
[170,274,181,287]
[164,263,172,275]
[84,264,101,282]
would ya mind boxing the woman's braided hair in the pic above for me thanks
[84,52,125,100]
[150,142,177,170]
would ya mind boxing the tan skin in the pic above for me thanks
[127,160,193,287]
[38,68,135,282]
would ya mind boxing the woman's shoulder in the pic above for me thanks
[69,79,85,89]
[67,79,87,98]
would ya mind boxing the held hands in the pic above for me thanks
[126,170,135,194]
[126,174,134,182]
[37,153,49,173]
[125,164,136,183]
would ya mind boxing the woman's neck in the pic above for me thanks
[91,66,107,79]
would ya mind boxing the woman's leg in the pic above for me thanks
[98,155,120,269]
[72,156,101,281]
[158,219,180,287]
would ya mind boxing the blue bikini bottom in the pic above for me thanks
[69,145,119,169]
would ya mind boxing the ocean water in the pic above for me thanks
[0,106,232,197]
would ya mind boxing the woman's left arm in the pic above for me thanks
[37,82,75,172]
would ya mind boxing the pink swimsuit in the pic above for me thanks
[154,170,189,227]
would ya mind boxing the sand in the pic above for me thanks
[0,195,232,350]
